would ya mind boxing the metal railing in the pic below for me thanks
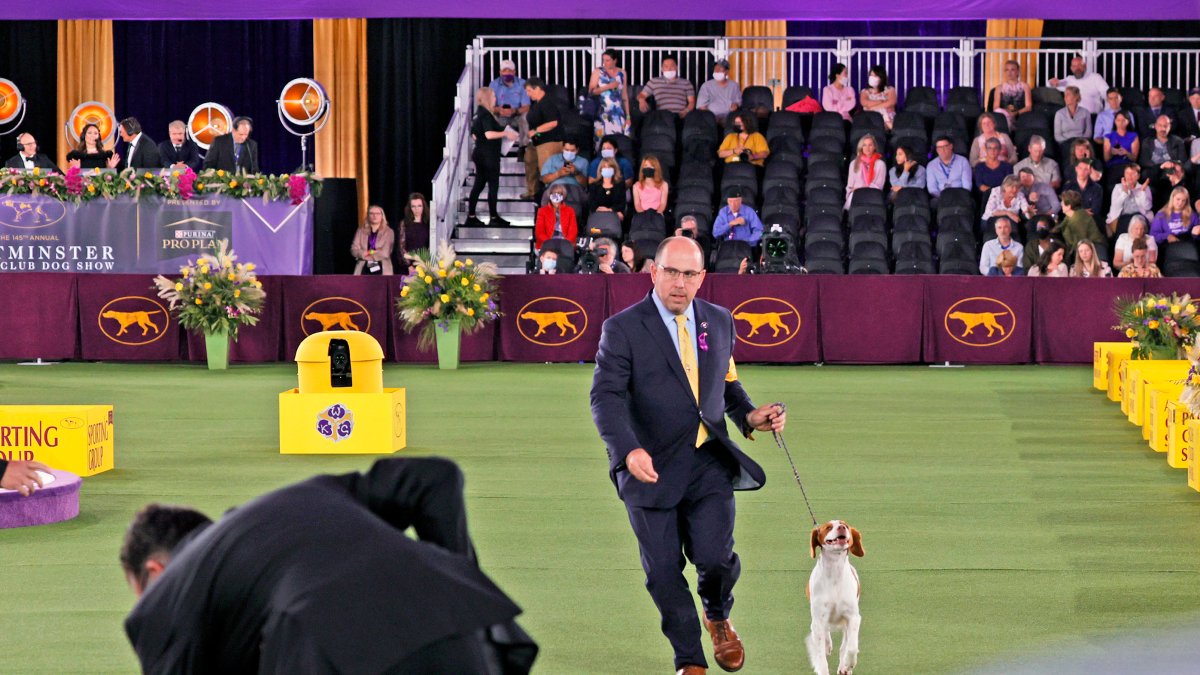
[431,34,1200,244]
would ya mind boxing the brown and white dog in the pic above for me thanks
[806,520,864,675]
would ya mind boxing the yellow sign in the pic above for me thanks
[1167,400,1194,469]
[301,297,371,335]
[517,297,588,346]
[732,297,802,347]
[1094,342,1134,391]
[0,405,113,476]
[98,295,170,346]
[943,297,1016,347]
[279,388,405,454]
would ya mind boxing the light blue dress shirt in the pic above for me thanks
[926,155,973,196]
[650,292,700,363]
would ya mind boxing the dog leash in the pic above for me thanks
[770,402,819,528]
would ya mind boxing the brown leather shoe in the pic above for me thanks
[703,617,745,672]
[676,666,706,675]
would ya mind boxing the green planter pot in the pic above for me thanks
[435,319,462,370]
[204,330,230,370]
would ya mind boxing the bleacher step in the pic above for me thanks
[454,226,533,240]
[453,239,531,254]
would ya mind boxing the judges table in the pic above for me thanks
[0,194,312,274]
[0,273,1195,364]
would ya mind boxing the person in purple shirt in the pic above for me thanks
[712,189,763,246]
[1149,186,1200,243]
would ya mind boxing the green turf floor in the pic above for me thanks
[1,362,1198,674]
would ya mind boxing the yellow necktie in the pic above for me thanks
[675,315,708,447]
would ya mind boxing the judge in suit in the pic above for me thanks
[4,133,60,172]
[203,116,260,174]
[590,237,786,675]
[118,117,161,171]
[157,120,202,172]
[122,457,537,675]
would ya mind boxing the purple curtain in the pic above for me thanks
[111,21,313,175]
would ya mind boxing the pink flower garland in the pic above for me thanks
[64,167,84,196]
[178,167,196,200]
[287,174,308,205]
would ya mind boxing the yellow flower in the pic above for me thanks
[38,179,46,186]
[257,179,264,185]
[234,290,241,298]
[254,281,262,289]
[1126,328,1137,338]
[87,184,95,193]
[400,286,410,297]
[1146,298,1156,308]
[143,172,153,179]
[227,273,236,281]
[281,173,290,180]
[467,308,475,316]
[480,293,489,302]
[439,294,450,303]
[203,282,212,290]
[438,269,447,277]
[181,267,190,278]
[217,170,226,177]
[473,284,481,292]
[196,183,205,190]
[1148,320,1160,330]
[1171,305,1182,314]
[172,171,180,178]
[466,258,474,265]
[93,168,100,175]
[229,180,238,188]
[32,167,39,176]
[461,278,469,286]
[175,282,184,291]
[424,275,433,284]
[195,298,203,305]
[454,261,464,268]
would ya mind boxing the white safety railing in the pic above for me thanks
[431,62,474,248]
[431,34,1200,245]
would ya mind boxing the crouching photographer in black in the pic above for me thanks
[578,236,630,274]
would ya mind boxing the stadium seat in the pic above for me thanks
[742,86,775,113]
[586,211,622,240]
[714,239,754,273]
[1031,86,1065,118]
[764,160,803,189]
[675,185,713,206]
[781,85,814,109]
[1118,87,1147,110]
[945,86,982,122]
[1163,241,1200,277]
[848,188,887,222]
[1163,88,1187,111]
[762,211,802,241]
[763,184,801,208]
[931,113,969,156]
[769,110,804,132]
[642,109,679,136]
[766,130,805,156]
[938,257,978,275]
[629,210,668,245]
[808,186,844,210]
[812,111,848,141]
[804,257,846,274]
[903,86,940,121]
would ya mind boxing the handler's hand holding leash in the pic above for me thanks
[765,402,820,528]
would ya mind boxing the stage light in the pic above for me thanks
[187,102,234,151]
[276,77,331,171]
[64,101,116,147]
[0,78,26,127]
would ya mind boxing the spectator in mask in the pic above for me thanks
[534,184,578,249]
[588,158,626,222]
[697,60,741,126]
[538,248,560,275]
[1023,215,1059,269]
[632,155,669,215]
[859,65,896,130]
[541,139,588,189]
[717,111,769,166]
[637,55,695,118]
[488,59,530,148]
[588,138,634,187]
[822,63,856,121]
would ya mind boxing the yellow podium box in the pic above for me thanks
[1166,400,1195,469]
[1126,360,1188,427]
[1107,349,1134,403]
[1095,342,1134,391]
[1185,420,1200,478]
[1189,422,1200,492]
[1147,383,1184,449]
[0,405,113,476]
[279,388,406,454]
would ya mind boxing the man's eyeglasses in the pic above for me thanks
[659,266,704,281]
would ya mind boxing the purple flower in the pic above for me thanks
[698,331,709,352]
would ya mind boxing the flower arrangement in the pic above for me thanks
[1113,293,1200,360]
[396,243,501,349]
[3,167,321,204]
[152,239,266,340]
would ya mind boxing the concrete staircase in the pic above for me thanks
[451,154,536,275]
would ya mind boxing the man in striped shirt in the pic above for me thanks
[638,55,696,118]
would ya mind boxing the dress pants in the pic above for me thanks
[624,442,741,670]
[469,152,501,219]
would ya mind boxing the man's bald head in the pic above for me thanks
[654,236,704,266]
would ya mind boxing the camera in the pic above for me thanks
[759,224,803,274]
[680,228,696,239]
[738,150,751,163]
[328,338,352,388]
[575,228,603,274]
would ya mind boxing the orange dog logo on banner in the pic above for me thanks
[732,298,802,347]
[301,298,371,336]
[944,297,1016,347]
[98,296,170,346]
[517,297,588,347]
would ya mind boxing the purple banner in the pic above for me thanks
[707,274,820,363]
[819,276,924,363]
[1033,278,1145,364]
[0,195,312,275]
[281,275,392,361]
[606,273,655,317]
[498,275,606,362]
[923,277,1034,364]
[0,273,78,360]
[77,274,184,361]
[5,1,1196,20]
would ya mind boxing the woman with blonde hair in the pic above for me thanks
[987,59,1032,130]
[351,205,394,275]
[1150,185,1200,244]
[588,157,626,220]
[1070,239,1112,277]
[968,113,1017,166]
[844,133,885,209]
[632,154,669,214]
[466,87,518,228]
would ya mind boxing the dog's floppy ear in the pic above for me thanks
[849,527,865,557]
[810,525,822,558]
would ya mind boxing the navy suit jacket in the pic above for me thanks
[203,133,260,174]
[591,294,765,509]
[158,139,203,171]
[121,134,162,171]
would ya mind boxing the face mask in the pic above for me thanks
[562,150,576,161]
[502,74,515,84]
[642,167,655,178]
[601,149,615,159]
[601,167,615,179]
[868,75,881,87]
[734,124,744,132]
[543,258,557,271]
[713,72,726,82]
[549,194,564,204]
[839,75,849,85]
[663,70,677,80]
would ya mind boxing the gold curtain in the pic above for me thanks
[314,18,370,220]
[983,20,1044,108]
[725,21,787,108]
[56,20,114,169]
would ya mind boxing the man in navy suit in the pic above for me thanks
[591,236,786,675]
[204,116,260,174]
[118,117,162,171]
[157,120,202,172]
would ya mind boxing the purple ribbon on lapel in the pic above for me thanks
[699,321,709,351]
